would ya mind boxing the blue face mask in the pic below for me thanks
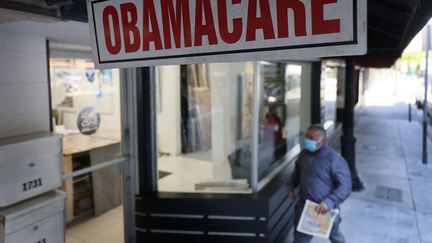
[304,139,319,152]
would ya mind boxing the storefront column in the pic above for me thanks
[121,67,158,243]
[341,58,364,191]
[310,61,322,124]
[121,68,137,243]
[136,67,158,194]
[211,67,234,180]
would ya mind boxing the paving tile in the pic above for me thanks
[326,233,420,243]
[356,134,404,158]
[356,153,408,179]
[349,173,414,209]
[417,212,432,243]
[158,155,213,192]
[410,178,432,214]
[308,234,420,243]
[65,235,85,243]
[407,162,432,182]
[423,237,432,243]
[66,213,121,241]
[86,222,124,243]
[339,198,418,241]
[106,205,124,219]
[355,118,398,139]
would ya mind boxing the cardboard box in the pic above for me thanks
[0,132,62,207]
[0,191,66,243]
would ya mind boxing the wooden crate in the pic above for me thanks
[0,191,65,243]
[0,132,62,207]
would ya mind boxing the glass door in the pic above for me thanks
[48,52,126,243]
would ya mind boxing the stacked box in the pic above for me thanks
[0,191,65,243]
[0,132,65,243]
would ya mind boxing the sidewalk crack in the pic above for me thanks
[396,119,423,243]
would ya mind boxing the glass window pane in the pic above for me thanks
[257,61,310,181]
[321,65,344,129]
[49,58,124,241]
[156,63,254,193]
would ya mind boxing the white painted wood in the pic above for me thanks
[0,132,62,207]
[0,191,65,243]
[0,32,49,140]
[4,213,64,243]
[0,113,50,140]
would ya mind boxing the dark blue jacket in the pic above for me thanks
[289,145,352,209]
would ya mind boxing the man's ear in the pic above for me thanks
[318,139,326,148]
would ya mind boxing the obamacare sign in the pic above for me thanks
[87,0,366,68]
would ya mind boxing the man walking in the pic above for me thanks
[288,124,352,243]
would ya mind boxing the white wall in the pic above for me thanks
[210,63,235,180]
[210,63,253,180]
[0,21,91,46]
[156,66,182,156]
[0,32,50,139]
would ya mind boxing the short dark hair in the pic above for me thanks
[308,124,327,141]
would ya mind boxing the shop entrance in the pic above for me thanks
[48,44,126,243]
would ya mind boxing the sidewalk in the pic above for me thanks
[286,103,432,243]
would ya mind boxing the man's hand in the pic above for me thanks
[288,191,295,197]
[315,201,329,215]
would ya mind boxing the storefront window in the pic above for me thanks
[156,63,254,193]
[156,61,312,193]
[257,61,306,180]
[49,58,124,240]
[321,65,344,129]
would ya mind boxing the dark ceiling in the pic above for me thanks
[0,0,431,68]
[358,0,432,67]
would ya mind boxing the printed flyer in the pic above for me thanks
[296,200,339,238]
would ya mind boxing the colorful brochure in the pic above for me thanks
[296,199,339,238]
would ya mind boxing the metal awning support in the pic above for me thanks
[341,58,364,191]
[423,25,431,165]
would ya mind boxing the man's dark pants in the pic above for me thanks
[293,205,346,243]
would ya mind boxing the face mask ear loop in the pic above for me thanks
[315,138,324,150]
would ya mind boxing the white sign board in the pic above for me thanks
[87,0,366,68]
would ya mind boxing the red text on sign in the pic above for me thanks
[101,0,342,54]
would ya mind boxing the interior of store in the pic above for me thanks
[49,55,122,222]
[46,49,125,243]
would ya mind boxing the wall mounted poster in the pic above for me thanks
[77,107,101,135]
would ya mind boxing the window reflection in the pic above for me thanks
[156,63,254,193]
[258,61,306,180]
[321,65,344,129]
[156,61,312,192]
